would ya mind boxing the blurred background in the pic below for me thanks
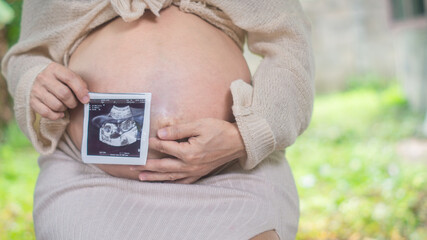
[1,0,427,239]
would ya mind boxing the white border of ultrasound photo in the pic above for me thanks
[81,92,151,165]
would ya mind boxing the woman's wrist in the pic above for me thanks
[230,122,247,159]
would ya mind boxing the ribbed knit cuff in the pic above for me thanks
[14,62,69,155]
[230,79,276,170]
[234,113,276,170]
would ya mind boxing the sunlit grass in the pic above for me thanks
[289,84,427,239]
[0,83,426,239]
[0,123,38,240]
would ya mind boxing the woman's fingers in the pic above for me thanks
[132,119,245,184]
[130,158,186,173]
[50,63,90,104]
[43,78,80,109]
[30,97,64,120]
[38,88,68,112]
[130,158,215,182]
[149,137,189,160]
[157,121,200,140]
[173,176,200,184]
[31,62,90,120]
[138,171,188,182]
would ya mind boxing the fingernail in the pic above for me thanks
[158,129,168,139]
[139,174,146,181]
[129,167,135,171]
[82,95,90,104]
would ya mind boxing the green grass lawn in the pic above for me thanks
[0,123,38,240]
[1,83,426,239]
[288,84,427,239]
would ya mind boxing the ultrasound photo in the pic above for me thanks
[82,93,151,165]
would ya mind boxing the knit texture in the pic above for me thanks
[1,1,313,238]
[34,133,300,240]
[1,0,314,170]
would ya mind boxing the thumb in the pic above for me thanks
[157,122,200,140]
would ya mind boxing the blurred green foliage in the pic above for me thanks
[289,84,427,239]
[0,0,22,140]
[0,123,38,240]
[0,0,14,28]
[4,0,22,46]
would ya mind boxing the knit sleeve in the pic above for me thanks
[1,0,116,155]
[1,52,66,154]
[212,0,315,169]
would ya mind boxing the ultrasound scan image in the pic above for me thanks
[87,98,145,158]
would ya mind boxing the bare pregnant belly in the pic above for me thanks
[66,6,251,180]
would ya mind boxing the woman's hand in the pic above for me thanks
[131,118,247,184]
[30,62,90,120]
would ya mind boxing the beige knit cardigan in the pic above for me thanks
[1,0,314,170]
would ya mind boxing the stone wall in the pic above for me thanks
[300,0,397,92]
[243,0,427,113]
[395,28,427,112]
[244,0,398,92]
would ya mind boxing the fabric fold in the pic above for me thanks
[172,0,245,49]
[110,0,173,21]
[13,62,69,154]
[230,79,253,116]
[230,79,277,170]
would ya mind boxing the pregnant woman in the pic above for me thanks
[2,0,314,239]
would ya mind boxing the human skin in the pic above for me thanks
[29,6,281,239]
[29,6,251,182]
